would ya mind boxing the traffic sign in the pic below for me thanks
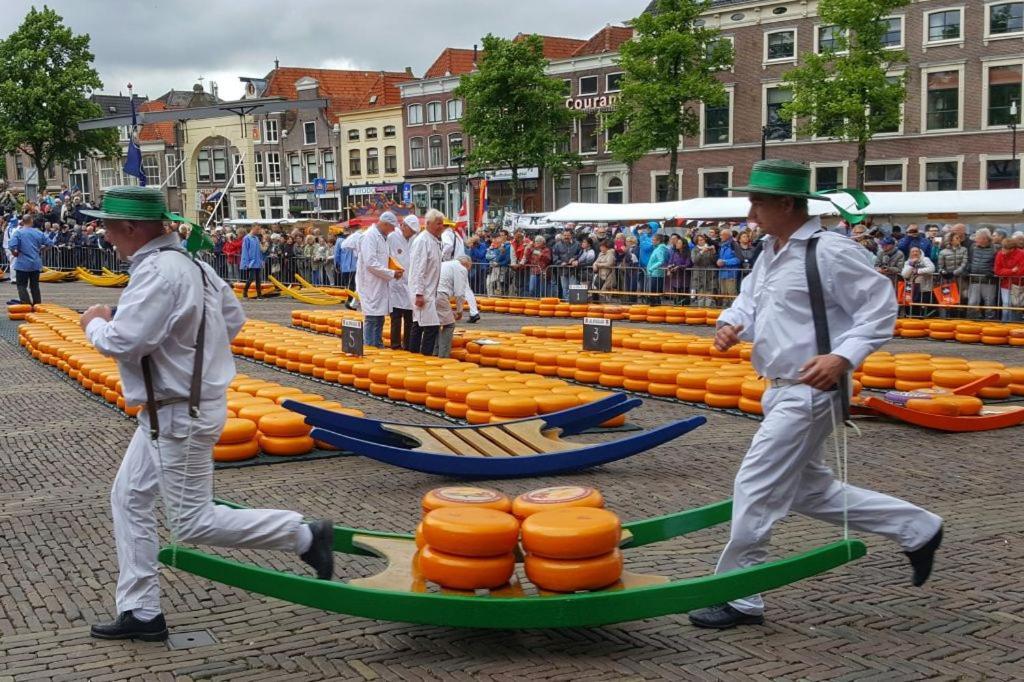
[313,177,328,196]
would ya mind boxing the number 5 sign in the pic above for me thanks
[342,318,364,356]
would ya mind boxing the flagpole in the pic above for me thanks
[203,151,245,229]
[159,156,186,189]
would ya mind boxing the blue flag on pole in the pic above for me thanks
[122,94,147,186]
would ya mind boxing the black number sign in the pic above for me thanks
[342,318,364,357]
[568,284,589,303]
[582,316,612,352]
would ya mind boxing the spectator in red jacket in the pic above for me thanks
[994,234,1024,322]
[526,235,551,297]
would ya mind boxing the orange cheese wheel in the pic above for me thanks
[258,434,315,456]
[488,396,537,418]
[705,392,741,409]
[930,370,976,388]
[905,398,960,416]
[237,403,288,422]
[219,418,258,445]
[234,381,279,395]
[258,412,312,438]
[737,396,763,415]
[524,549,623,593]
[226,395,275,413]
[861,361,896,377]
[941,395,983,415]
[256,386,303,401]
[705,376,744,395]
[421,487,513,516]
[894,364,935,382]
[978,386,1012,400]
[512,486,604,519]
[521,507,620,560]
[415,522,426,549]
[417,546,515,590]
[276,393,324,405]
[860,375,896,389]
[213,437,259,462]
[421,507,520,557]
[466,390,509,411]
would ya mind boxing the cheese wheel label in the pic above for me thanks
[433,487,504,504]
[521,486,595,505]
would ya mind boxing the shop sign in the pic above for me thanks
[483,167,540,181]
[348,184,398,196]
[564,94,620,110]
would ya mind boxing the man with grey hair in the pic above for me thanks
[356,211,402,347]
[966,227,998,319]
[408,208,445,355]
[387,214,417,350]
[436,255,472,358]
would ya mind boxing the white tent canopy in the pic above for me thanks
[546,190,1024,224]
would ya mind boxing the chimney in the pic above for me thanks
[405,66,413,77]
[473,44,478,65]
[274,57,279,70]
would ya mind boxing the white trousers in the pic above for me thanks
[716,383,943,615]
[112,398,304,615]
[465,286,478,316]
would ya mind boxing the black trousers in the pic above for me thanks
[242,268,262,298]
[15,270,41,305]
[409,322,439,356]
[390,307,413,350]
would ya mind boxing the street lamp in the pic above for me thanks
[1011,100,1020,187]
[451,152,466,218]
[760,122,790,160]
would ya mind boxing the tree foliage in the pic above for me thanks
[0,6,119,187]
[781,0,909,189]
[455,33,580,209]
[607,0,732,200]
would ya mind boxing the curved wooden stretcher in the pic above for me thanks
[158,498,866,629]
[283,393,706,477]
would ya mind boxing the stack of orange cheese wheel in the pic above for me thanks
[511,485,605,519]
[215,418,259,461]
[416,487,517,590]
[521,506,624,593]
[7,303,32,320]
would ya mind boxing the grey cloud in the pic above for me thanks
[0,0,648,100]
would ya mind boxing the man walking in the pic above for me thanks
[9,214,54,306]
[387,215,417,350]
[688,161,943,630]
[355,211,401,348]
[240,224,265,299]
[408,209,444,355]
[78,187,333,642]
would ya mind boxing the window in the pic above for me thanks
[266,152,281,185]
[705,37,734,69]
[579,76,598,96]
[347,129,360,141]
[446,99,463,120]
[817,25,845,53]
[289,154,301,184]
[298,121,314,145]
[165,153,178,187]
[926,9,962,43]
[876,74,904,134]
[409,137,425,169]
[14,156,23,180]
[383,125,396,138]
[99,159,121,189]
[606,176,623,204]
[213,148,227,182]
[305,151,318,182]
[986,157,1020,188]
[654,174,678,202]
[879,16,903,48]
[580,114,599,154]
[987,64,1022,126]
[700,169,730,197]
[365,127,377,140]
[428,135,443,168]
[561,79,572,97]
[407,104,423,125]
[864,163,904,191]
[412,183,428,211]
[765,86,793,140]
[448,133,463,165]
[924,160,959,191]
[384,146,397,174]
[322,151,335,182]
[197,149,211,183]
[925,69,960,130]
[604,115,624,151]
[579,173,598,203]
[765,29,796,61]
[142,155,160,186]
[426,101,442,123]
[606,73,623,92]
[989,2,1024,36]
[703,93,731,145]
[231,153,244,186]
[554,176,571,208]
[349,149,361,176]
[365,148,378,175]
[266,195,284,219]
[253,151,264,185]
[813,165,844,192]
[263,118,279,143]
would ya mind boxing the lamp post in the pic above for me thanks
[760,123,788,160]
[451,153,466,217]
[1011,100,1020,188]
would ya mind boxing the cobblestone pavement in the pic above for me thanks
[1,281,1022,681]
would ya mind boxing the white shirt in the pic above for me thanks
[440,227,466,261]
[341,229,364,252]
[386,229,412,310]
[408,230,442,326]
[717,217,896,381]
[355,225,395,316]
[437,260,469,326]
[86,232,244,406]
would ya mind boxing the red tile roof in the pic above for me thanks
[264,67,414,119]
[137,100,176,145]
[424,48,479,79]
[515,34,588,60]
[573,25,634,57]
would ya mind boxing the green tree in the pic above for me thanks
[454,33,580,210]
[781,0,909,189]
[0,6,119,192]
[607,0,732,201]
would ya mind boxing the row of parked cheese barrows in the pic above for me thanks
[472,297,1024,347]
[10,304,365,462]
[291,311,1024,412]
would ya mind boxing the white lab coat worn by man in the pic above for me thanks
[441,226,478,318]
[387,222,414,349]
[408,228,442,354]
[709,218,943,618]
[436,259,469,357]
[355,223,396,346]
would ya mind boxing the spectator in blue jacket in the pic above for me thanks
[9,214,54,306]
[333,232,357,289]
[716,228,742,300]
[240,224,266,300]
[645,233,670,302]
[898,224,932,259]
[634,220,659,269]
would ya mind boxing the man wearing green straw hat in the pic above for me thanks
[77,186,335,642]
[688,160,943,630]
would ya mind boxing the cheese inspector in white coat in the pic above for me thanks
[355,212,400,347]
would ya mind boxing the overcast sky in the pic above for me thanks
[1,1,649,101]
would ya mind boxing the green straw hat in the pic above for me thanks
[728,159,871,224]
[81,185,191,223]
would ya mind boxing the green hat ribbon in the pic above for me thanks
[816,188,870,225]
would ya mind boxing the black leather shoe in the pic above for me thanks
[300,519,335,580]
[90,611,168,641]
[688,603,765,629]
[468,314,480,323]
[905,525,943,587]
